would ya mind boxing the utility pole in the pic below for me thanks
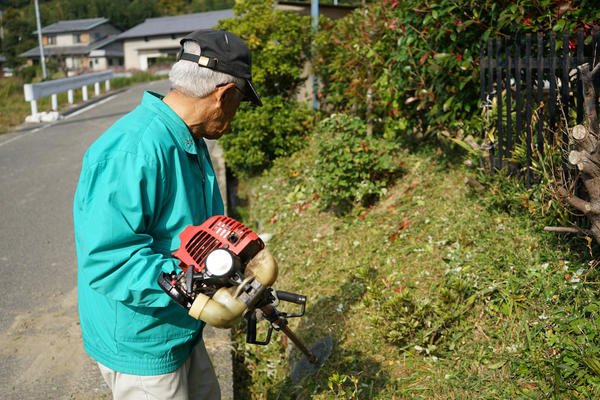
[34,0,47,79]
[310,0,319,110]
[0,11,4,45]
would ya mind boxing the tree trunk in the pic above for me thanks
[556,63,600,243]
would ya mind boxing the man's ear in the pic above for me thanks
[215,83,238,104]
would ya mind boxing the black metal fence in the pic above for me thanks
[480,30,600,184]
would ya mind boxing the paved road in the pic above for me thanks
[0,80,232,399]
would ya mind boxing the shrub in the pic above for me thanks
[16,65,38,83]
[313,113,403,214]
[218,0,312,98]
[220,96,315,178]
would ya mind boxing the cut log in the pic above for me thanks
[570,125,596,154]
[550,63,600,244]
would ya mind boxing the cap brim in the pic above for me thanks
[244,80,262,107]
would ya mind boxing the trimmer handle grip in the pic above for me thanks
[275,290,306,318]
[276,290,306,305]
[245,311,273,346]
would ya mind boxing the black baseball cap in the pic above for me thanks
[178,29,262,107]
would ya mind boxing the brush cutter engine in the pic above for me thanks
[158,215,333,378]
[158,215,301,333]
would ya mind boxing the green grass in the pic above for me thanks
[231,139,600,399]
[0,76,37,133]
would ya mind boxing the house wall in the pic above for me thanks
[91,57,108,70]
[90,39,124,70]
[55,33,77,46]
[65,55,88,69]
[123,35,183,70]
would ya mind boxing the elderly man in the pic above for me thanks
[73,30,260,399]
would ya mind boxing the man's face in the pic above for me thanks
[196,84,243,140]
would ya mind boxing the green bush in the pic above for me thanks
[313,113,403,214]
[216,0,315,180]
[16,65,38,83]
[220,96,314,178]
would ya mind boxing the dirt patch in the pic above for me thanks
[0,287,110,400]
[0,287,233,400]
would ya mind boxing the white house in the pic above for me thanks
[118,9,234,71]
[20,18,123,74]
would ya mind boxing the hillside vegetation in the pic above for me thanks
[232,138,599,399]
[217,2,600,397]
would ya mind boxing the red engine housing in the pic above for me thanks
[172,215,264,273]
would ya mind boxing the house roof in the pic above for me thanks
[90,34,121,50]
[38,18,109,34]
[20,45,90,58]
[19,34,122,58]
[118,9,234,40]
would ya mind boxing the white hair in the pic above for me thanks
[168,41,245,98]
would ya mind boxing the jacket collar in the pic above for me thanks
[142,91,199,155]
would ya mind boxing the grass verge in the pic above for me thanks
[231,139,600,399]
[0,71,163,134]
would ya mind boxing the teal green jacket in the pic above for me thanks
[73,91,224,375]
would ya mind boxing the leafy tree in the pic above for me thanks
[216,0,314,178]
[315,0,600,140]
[1,7,36,67]
[190,0,234,12]
[217,0,312,97]
[157,0,188,16]
[314,5,392,133]
[156,0,233,15]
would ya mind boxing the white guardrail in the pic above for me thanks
[23,70,113,122]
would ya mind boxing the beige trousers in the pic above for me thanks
[98,342,221,400]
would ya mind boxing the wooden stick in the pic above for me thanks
[544,226,581,233]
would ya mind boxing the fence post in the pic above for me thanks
[535,33,544,155]
[576,29,585,124]
[105,79,110,92]
[495,38,504,167]
[506,41,512,160]
[68,89,74,105]
[51,94,58,111]
[30,100,38,116]
[82,85,88,101]
[525,33,533,186]
[548,33,557,142]
[94,82,100,96]
[487,39,494,172]
[514,36,522,149]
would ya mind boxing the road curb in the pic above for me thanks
[61,88,129,117]
[205,139,234,400]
